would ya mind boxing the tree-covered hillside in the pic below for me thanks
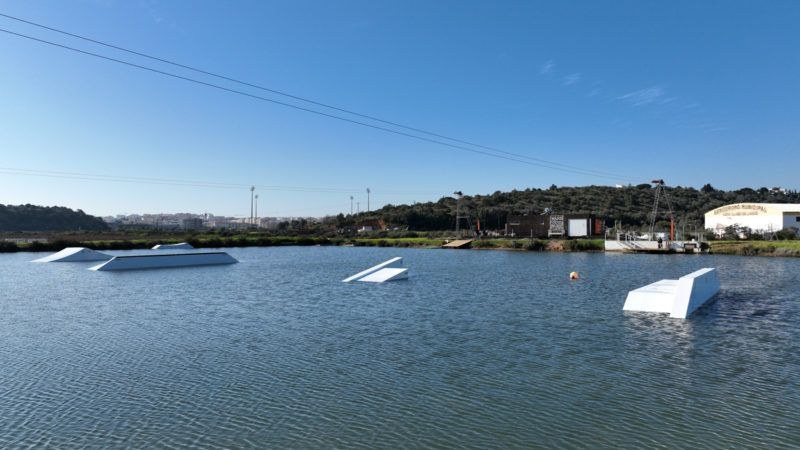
[0,204,109,231]
[347,184,800,231]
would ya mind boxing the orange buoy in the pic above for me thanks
[570,271,579,280]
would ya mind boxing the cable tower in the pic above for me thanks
[453,191,474,237]
[649,179,675,240]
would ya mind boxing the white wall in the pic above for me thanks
[568,219,588,237]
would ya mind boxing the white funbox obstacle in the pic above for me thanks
[89,252,238,271]
[623,268,720,319]
[343,257,409,283]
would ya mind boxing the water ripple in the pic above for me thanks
[0,248,798,448]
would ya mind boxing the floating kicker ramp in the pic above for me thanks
[89,252,238,271]
[152,242,194,250]
[33,247,112,263]
[343,257,408,283]
[623,268,720,319]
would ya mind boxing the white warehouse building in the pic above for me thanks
[705,203,800,236]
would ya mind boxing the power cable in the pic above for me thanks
[0,12,627,179]
[0,21,628,180]
[0,167,442,195]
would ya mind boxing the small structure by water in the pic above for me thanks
[605,234,703,253]
[152,242,194,250]
[442,239,473,249]
[623,268,720,319]
[33,247,112,263]
[89,252,238,271]
[342,257,408,283]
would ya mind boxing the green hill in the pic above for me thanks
[354,184,800,231]
[0,204,109,232]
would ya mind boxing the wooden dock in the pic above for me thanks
[442,239,474,249]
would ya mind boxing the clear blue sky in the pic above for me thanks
[1,0,798,217]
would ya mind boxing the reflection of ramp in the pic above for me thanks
[33,247,111,263]
[442,239,473,249]
[343,257,408,283]
[623,268,720,319]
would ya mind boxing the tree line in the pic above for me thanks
[327,184,800,232]
[0,204,109,232]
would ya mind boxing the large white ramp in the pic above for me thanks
[343,257,408,283]
[33,247,112,263]
[623,268,720,319]
[152,242,194,250]
[89,252,238,271]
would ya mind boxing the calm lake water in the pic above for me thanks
[1,247,798,448]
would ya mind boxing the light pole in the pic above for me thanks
[350,196,354,215]
[250,186,255,225]
[357,202,360,214]
[366,188,371,212]
[255,194,259,227]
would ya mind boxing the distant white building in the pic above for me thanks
[182,218,204,230]
[705,203,800,236]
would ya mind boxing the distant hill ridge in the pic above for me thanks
[0,204,109,232]
[363,184,800,231]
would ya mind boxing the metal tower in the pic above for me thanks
[649,179,675,240]
[453,191,474,236]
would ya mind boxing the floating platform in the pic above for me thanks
[605,240,702,254]
[152,242,194,250]
[33,247,112,263]
[342,257,408,283]
[623,268,720,319]
[89,252,238,271]
[442,239,474,249]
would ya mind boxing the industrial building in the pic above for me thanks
[505,214,603,238]
[705,203,800,236]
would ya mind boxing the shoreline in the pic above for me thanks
[2,235,798,257]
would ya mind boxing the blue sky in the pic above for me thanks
[1,0,798,217]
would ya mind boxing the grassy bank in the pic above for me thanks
[709,240,800,257]
[0,235,604,253]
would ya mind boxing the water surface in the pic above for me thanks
[1,247,798,448]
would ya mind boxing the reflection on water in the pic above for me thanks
[0,247,798,448]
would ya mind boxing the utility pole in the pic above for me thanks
[254,194,259,227]
[250,186,255,225]
[350,196,354,215]
[366,188,371,212]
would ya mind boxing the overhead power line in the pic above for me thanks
[0,167,440,195]
[0,12,626,180]
[0,14,630,181]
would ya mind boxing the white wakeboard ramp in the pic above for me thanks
[89,252,238,271]
[623,268,720,319]
[152,242,194,250]
[343,257,408,283]
[33,247,111,263]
